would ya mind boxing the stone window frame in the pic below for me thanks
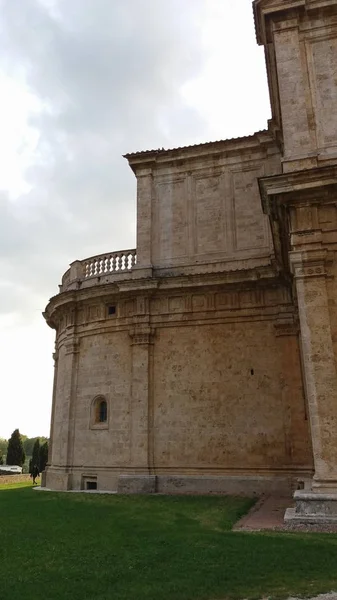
[90,395,109,430]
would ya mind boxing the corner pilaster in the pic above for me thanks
[290,249,337,491]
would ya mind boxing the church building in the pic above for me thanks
[43,0,337,523]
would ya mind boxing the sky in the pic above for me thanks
[0,0,271,440]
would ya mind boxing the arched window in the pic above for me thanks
[98,400,107,423]
[91,396,109,429]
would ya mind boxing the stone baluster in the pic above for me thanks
[63,249,137,288]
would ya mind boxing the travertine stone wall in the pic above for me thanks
[255,0,337,172]
[45,278,313,492]
[152,321,310,472]
[45,0,337,496]
[260,165,337,497]
[72,332,131,468]
[127,133,281,273]
[327,252,337,371]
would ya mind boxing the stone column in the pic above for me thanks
[290,249,337,491]
[118,295,156,494]
[65,337,80,480]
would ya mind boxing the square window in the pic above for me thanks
[86,481,97,490]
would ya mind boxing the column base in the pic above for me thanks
[117,475,156,494]
[285,489,337,524]
[43,467,71,491]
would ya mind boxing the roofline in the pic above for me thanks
[123,128,280,173]
[124,130,269,160]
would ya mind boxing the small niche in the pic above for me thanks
[82,475,98,491]
[108,305,116,316]
[250,369,254,376]
[86,480,97,491]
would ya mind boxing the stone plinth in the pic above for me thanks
[285,490,337,523]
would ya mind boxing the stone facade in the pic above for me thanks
[43,0,337,519]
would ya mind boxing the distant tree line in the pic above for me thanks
[0,430,49,472]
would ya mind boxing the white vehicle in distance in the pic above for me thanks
[0,465,23,474]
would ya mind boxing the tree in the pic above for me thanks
[0,453,3,465]
[22,436,49,457]
[0,438,7,457]
[39,441,49,472]
[31,438,40,473]
[23,436,37,457]
[6,429,25,467]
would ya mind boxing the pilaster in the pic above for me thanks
[117,293,156,493]
[290,249,337,490]
[274,317,312,467]
[134,168,153,272]
[46,343,58,468]
[45,325,79,492]
[260,164,337,520]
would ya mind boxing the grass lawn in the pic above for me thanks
[1,482,337,600]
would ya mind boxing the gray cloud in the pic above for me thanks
[0,0,207,315]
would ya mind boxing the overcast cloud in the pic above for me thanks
[0,0,209,318]
[0,0,271,438]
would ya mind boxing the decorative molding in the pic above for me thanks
[129,327,155,345]
[293,264,327,278]
[65,339,80,355]
[289,249,331,279]
[274,320,300,337]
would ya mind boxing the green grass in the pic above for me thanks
[0,480,31,490]
[1,484,337,600]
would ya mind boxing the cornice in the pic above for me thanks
[125,130,277,175]
[253,0,304,45]
[253,0,337,45]
[43,264,285,328]
[259,165,337,213]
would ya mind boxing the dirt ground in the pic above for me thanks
[0,474,33,485]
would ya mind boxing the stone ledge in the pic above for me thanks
[285,507,337,524]
[34,486,118,495]
[294,490,337,501]
[156,475,293,496]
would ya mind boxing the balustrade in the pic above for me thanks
[60,249,137,291]
[83,249,137,278]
